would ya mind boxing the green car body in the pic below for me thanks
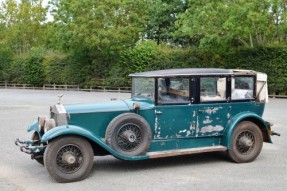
[16,68,278,183]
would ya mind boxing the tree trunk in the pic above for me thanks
[238,38,249,47]
[157,26,161,45]
[249,34,254,48]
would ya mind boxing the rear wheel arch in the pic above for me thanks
[223,114,271,148]
[242,117,271,143]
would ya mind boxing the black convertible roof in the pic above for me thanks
[130,68,242,77]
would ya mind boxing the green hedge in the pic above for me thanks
[2,44,287,95]
[223,47,287,94]
[0,47,13,82]
[2,48,91,86]
[108,44,287,94]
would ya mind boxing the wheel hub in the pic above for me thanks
[239,136,253,148]
[62,152,76,164]
[122,130,137,143]
[117,123,143,152]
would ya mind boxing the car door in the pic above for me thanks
[154,77,196,139]
[196,103,229,137]
[154,105,196,139]
[195,76,229,137]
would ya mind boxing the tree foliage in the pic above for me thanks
[108,40,159,86]
[0,47,13,82]
[23,47,45,85]
[145,0,188,45]
[48,0,149,78]
[0,0,287,94]
[176,0,287,48]
[0,0,46,54]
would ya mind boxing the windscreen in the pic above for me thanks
[131,77,155,100]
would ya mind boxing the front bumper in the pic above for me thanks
[271,131,281,136]
[265,121,280,137]
[15,138,46,156]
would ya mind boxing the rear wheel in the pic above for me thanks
[228,121,263,163]
[44,136,94,183]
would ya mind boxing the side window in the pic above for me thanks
[200,77,226,102]
[158,77,190,104]
[232,77,254,100]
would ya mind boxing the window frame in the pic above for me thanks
[155,76,193,106]
[131,77,156,101]
[197,75,229,104]
[230,74,257,102]
[153,73,257,105]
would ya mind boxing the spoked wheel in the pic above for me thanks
[117,123,143,152]
[235,130,255,154]
[228,121,263,163]
[106,113,152,156]
[44,136,94,183]
[31,132,44,165]
[56,144,84,174]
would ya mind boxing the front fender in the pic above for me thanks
[41,125,149,161]
[27,121,38,132]
[222,112,272,148]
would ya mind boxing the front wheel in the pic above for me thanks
[228,121,263,163]
[44,136,94,183]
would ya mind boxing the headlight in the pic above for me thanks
[44,119,56,133]
[38,116,47,133]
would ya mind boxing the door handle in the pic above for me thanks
[155,110,162,115]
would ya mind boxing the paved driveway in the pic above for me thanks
[0,89,286,191]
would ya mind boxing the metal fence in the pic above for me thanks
[0,82,131,93]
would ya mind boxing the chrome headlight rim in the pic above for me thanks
[44,119,56,133]
[38,116,47,133]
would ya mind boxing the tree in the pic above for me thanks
[0,0,47,55]
[145,0,188,45]
[0,47,13,82]
[108,40,159,86]
[176,0,287,48]
[269,0,287,44]
[48,0,149,78]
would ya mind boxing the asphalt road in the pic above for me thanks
[0,89,286,191]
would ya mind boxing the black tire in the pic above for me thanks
[105,113,152,156]
[44,136,94,183]
[31,132,44,165]
[228,121,263,163]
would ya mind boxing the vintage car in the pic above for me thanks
[15,68,280,183]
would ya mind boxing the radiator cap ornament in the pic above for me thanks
[57,94,64,104]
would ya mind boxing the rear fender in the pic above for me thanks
[41,125,149,161]
[222,112,272,148]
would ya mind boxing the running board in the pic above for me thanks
[147,146,227,159]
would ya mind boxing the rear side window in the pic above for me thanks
[232,77,254,100]
[200,77,226,102]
